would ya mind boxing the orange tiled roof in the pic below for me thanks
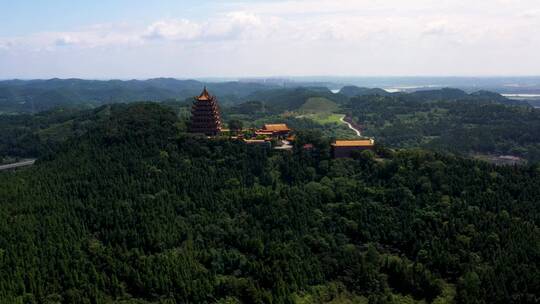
[263,124,290,132]
[197,87,212,101]
[332,139,375,147]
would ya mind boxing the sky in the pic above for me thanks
[1,0,539,79]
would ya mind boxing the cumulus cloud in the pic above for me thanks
[1,0,540,77]
[141,12,266,42]
[5,1,538,50]
[143,19,203,40]
[211,11,265,39]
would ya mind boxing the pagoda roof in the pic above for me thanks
[197,87,213,101]
[332,139,375,147]
[262,124,290,132]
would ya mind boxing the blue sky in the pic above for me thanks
[1,0,540,79]
[1,1,219,35]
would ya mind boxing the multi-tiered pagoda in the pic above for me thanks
[189,87,222,136]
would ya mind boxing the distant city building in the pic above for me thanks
[332,139,375,158]
[190,87,222,136]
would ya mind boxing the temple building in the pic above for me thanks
[256,124,291,138]
[332,139,375,158]
[190,87,222,136]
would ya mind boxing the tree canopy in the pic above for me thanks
[1,103,539,303]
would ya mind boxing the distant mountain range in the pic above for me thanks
[0,78,532,114]
[338,86,391,97]
[0,78,279,113]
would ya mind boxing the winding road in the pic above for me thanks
[0,159,36,171]
[340,115,362,137]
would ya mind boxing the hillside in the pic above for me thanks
[0,106,115,158]
[299,97,339,113]
[3,86,538,162]
[0,78,279,113]
[247,87,348,112]
[1,103,539,303]
[346,94,540,162]
[339,86,391,97]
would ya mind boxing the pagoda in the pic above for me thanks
[189,87,222,136]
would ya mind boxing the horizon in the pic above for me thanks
[2,0,540,79]
[2,75,540,81]
[4,75,540,96]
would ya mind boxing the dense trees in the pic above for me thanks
[228,120,243,135]
[0,79,280,113]
[1,103,539,303]
[346,95,540,162]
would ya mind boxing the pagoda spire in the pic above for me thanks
[197,86,212,101]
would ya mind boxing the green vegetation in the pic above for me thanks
[1,103,539,303]
[299,97,339,113]
[309,113,344,125]
[338,86,390,98]
[246,87,347,113]
[346,94,540,162]
[296,97,346,130]
[3,86,540,162]
[223,91,355,139]
[0,79,277,113]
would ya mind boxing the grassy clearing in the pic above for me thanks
[310,113,345,125]
[37,120,75,142]
[299,97,339,113]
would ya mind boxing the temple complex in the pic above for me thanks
[190,87,222,136]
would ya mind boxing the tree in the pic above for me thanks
[228,120,243,135]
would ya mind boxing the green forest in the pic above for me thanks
[1,103,539,303]
[345,92,540,162]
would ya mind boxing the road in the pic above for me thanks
[275,140,293,150]
[0,159,36,171]
[340,115,362,137]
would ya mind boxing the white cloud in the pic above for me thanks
[1,0,540,77]
[5,1,538,49]
[519,9,540,18]
[3,23,144,50]
[0,41,10,50]
[422,20,456,36]
[141,12,266,42]
[55,36,80,46]
[143,19,203,40]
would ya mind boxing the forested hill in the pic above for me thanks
[0,78,278,113]
[245,87,348,112]
[339,86,391,97]
[1,103,539,303]
[1,78,529,115]
[346,94,540,162]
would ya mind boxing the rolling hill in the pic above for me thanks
[0,78,279,113]
[298,97,339,113]
[338,86,391,97]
